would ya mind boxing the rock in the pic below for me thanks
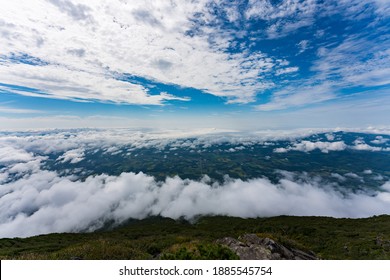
[216,234,317,260]
[216,236,272,260]
[376,236,383,246]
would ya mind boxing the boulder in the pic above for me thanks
[217,234,317,260]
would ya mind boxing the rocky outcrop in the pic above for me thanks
[217,234,317,260]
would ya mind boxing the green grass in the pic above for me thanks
[1,215,390,260]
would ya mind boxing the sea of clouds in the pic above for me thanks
[0,128,390,238]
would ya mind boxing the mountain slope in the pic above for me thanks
[1,215,390,260]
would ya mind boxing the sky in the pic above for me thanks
[0,0,389,130]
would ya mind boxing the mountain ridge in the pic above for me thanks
[1,215,389,260]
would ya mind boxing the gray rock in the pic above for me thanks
[217,234,317,260]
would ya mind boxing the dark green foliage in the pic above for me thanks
[1,215,390,260]
[161,243,239,260]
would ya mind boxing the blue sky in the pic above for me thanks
[0,0,389,130]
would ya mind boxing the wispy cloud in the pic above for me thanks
[253,0,390,111]
[0,106,43,114]
[275,67,299,76]
[0,59,188,105]
[255,83,336,111]
[297,40,309,54]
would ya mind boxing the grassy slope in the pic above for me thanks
[1,215,390,260]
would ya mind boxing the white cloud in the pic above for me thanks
[47,0,94,22]
[345,68,390,87]
[245,0,316,21]
[345,172,362,179]
[320,0,390,19]
[0,0,387,110]
[1,127,389,157]
[1,168,390,238]
[8,159,43,174]
[0,106,43,114]
[0,172,9,184]
[325,133,335,141]
[57,148,85,164]
[352,139,383,151]
[371,136,389,145]
[254,0,390,111]
[0,128,389,238]
[0,0,275,104]
[274,140,347,153]
[245,0,316,39]
[275,67,299,76]
[297,39,309,54]
[372,0,390,16]
[273,137,390,154]
[311,35,390,89]
[331,173,346,182]
[266,18,313,39]
[0,146,34,163]
[0,63,186,105]
[273,147,288,153]
[256,83,336,111]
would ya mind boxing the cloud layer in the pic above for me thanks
[0,128,390,238]
[1,169,390,238]
[0,128,389,161]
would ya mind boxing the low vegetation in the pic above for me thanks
[1,215,390,260]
